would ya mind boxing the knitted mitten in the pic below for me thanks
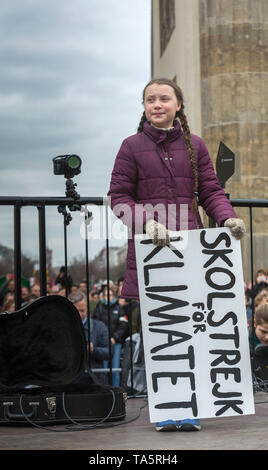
[145,219,170,247]
[224,218,246,240]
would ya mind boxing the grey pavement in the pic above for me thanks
[0,391,268,451]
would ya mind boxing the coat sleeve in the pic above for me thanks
[108,138,155,234]
[112,309,130,344]
[196,138,237,226]
[91,321,109,361]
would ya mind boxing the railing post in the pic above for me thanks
[84,207,91,369]
[105,203,113,385]
[208,217,216,228]
[128,300,134,395]
[249,206,256,372]
[14,202,22,310]
[37,204,47,297]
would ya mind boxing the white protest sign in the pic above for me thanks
[135,227,255,423]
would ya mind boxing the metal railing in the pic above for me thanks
[211,198,268,305]
[1,195,268,393]
[0,196,124,389]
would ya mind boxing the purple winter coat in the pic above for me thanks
[108,121,237,300]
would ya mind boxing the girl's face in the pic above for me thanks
[144,83,181,129]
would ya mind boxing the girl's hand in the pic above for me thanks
[224,218,246,240]
[145,219,170,247]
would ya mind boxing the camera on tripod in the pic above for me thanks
[52,153,82,224]
[53,153,92,227]
[53,154,82,179]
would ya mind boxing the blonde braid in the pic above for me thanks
[178,106,199,213]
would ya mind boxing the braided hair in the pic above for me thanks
[137,78,198,213]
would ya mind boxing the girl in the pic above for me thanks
[108,78,246,432]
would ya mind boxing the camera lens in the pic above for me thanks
[67,155,81,169]
[53,154,81,178]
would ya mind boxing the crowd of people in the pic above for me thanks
[244,269,268,364]
[245,268,268,322]
[1,265,268,388]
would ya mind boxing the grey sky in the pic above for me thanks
[0,0,151,268]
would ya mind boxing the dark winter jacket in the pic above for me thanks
[108,120,237,300]
[94,300,129,344]
[83,317,109,368]
[75,317,109,385]
[246,281,268,300]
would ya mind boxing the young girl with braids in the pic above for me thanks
[108,78,246,432]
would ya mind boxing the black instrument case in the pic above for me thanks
[0,295,126,426]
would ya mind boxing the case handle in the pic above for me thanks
[3,401,38,421]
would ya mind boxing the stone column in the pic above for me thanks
[152,0,202,135]
[199,0,268,280]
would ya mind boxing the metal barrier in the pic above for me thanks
[209,198,268,295]
[228,198,268,277]
[1,196,268,393]
[0,196,118,387]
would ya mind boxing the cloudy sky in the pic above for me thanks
[0,0,151,268]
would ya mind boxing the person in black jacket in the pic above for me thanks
[55,266,73,295]
[94,286,129,386]
[246,269,268,300]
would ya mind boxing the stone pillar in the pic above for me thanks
[199,0,268,281]
[152,0,202,135]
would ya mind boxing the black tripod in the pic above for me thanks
[57,177,93,367]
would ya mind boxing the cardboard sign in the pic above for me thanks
[135,228,255,422]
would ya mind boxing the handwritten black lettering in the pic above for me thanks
[209,326,240,349]
[193,324,206,334]
[155,393,198,416]
[144,262,184,286]
[152,345,195,368]
[192,311,205,322]
[152,372,195,393]
[142,244,164,262]
[212,384,242,399]
[207,292,236,310]
[205,267,235,291]
[146,285,187,292]
[207,292,235,310]
[209,349,241,367]
[207,310,238,327]
[200,229,246,416]
[148,312,190,327]
[214,400,244,416]
[141,236,184,262]
[146,292,189,315]
[211,367,241,383]
[149,328,192,354]
[202,249,233,268]
[200,230,231,249]
[192,302,205,309]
